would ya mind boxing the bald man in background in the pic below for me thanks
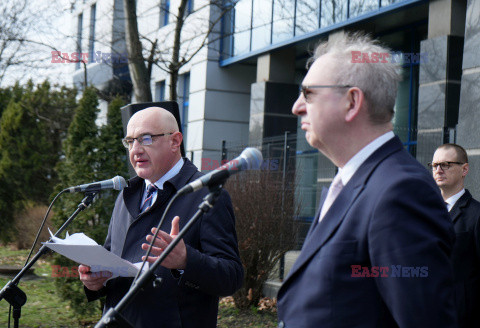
[78,107,243,328]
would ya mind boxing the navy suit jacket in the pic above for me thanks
[450,189,480,327]
[277,136,457,328]
[86,159,243,328]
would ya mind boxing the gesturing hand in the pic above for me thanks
[141,216,187,270]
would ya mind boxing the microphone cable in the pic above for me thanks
[7,189,67,328]
[131,192,182,286]
[24,189,68,266]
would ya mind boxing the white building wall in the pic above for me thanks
[188,58,255,168]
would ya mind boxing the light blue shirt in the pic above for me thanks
[143,158,184,206]
[337,131,395,186]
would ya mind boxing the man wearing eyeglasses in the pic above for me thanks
[431,143,480,327]
[78,107,243,327]
[277,33,456,327]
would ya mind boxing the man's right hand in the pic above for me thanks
[78,264,112,291]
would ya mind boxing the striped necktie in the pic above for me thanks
[141,184,158,213]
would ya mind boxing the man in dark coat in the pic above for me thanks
[78,107,243,327]
[277,33,456,328]
[431,143,480,328]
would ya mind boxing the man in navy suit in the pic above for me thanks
[78,107,243,327]
[431,143,480,327]
[277,33,457,327]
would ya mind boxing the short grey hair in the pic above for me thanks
[309,32,402,124]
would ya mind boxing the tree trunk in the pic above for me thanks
[123,0,152,102]
[169,0,188,101]
[170,69,179,102]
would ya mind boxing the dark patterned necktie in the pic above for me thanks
[141,184,158,212]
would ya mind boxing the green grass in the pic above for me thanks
[217,305,277,328]
[0,247,100,327]
[1,246,278,327]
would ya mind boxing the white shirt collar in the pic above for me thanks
[445,188,465,212]
[145,157,184,190]
[338,131,395,186]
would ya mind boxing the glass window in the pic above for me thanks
[233,0,252,55]
[393,65,418,155]
[295,0,320,35]
[321,0,347,27]
[233,31,251,56]
[220,4,234,59]
[180,73,190,144]
[160,0,170,27]
[381,0,402,6]
[155,81,166,101]
[272,0,295,43]
[187,0,194,15]
[88,4,96,60]
[251,0,272,51]
[349,0,379,19]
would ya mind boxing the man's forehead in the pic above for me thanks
[127,116,162,136]
[304,54,336,84]
[433,148,457,161]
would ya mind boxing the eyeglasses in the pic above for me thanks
[122,133,173,149]
[427,161,465,171]
[300,84,352,103]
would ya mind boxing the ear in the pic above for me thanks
[462,163,469,177]
[170,132,183,153]
[344,87,364,123]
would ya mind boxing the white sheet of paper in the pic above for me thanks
[43,231,147,277]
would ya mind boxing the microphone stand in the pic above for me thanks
[0,192,98,328]
[94,185,223,328]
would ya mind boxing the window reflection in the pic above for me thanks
[252,1,272,50]
[381,0,401,6]
[234,31,251,56]
[296,0,320,34]
[349,0,379,18]
[234,0,252,55]
[272,0,295,43]
[226,0,406,60]
[321,0,347,27]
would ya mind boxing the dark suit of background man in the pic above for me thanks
[78,107,243,328]
[431,143,480,328]
[277,33,457,328]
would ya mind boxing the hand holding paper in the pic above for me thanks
[78,264,112,291]
[43,230,148,278]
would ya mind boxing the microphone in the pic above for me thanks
[177,147,263,196]
[65,176,127,193]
